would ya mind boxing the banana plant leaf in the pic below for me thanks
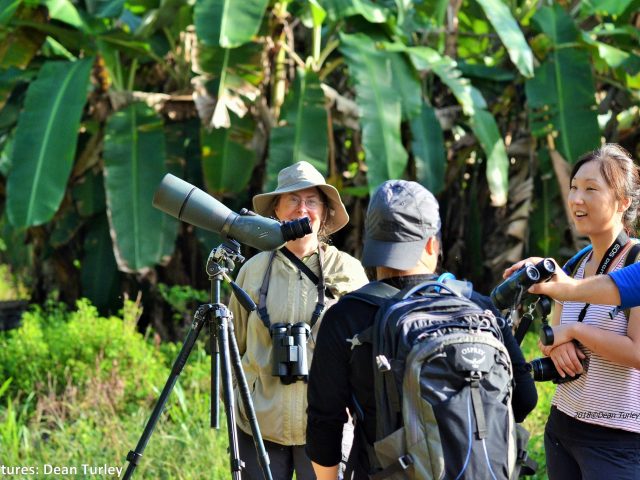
[474,0,534,78]
[0,26,47,70]
[194,43,263,128]
[0,0,20,25]
[85,0,125,18]
[103,102,178,272]
[202,113,257,194]
[409,47,487,115]
[526,5,600,163]
[469,110,509,206]
[73,169,106,218]
[375,40,433,120]
[409,46,508,204]
[6,57,93,228]
[320,0,388,23]
[50,208,82,248]
[581,32,640,76]
[11,19,87,53]
[410,103,445,194]
[194,0,269,48]
[42,0,87,30]
[340,33,408,191]
[81,214,121,313]
[266,68,328,191]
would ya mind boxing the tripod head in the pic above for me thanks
[205,240,256,315]
[207,240,245,276]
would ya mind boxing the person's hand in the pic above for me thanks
[530,266,579,300]
[504,258,581,302]
[502,257,544,279]
[548,341,586,378]
[537,339,553,357]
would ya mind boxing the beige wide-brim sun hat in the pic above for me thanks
[252,161,349,235]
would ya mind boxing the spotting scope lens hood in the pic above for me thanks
[153,174,311,251]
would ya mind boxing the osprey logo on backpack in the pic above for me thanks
[461,346,487,370]
[345,280,518,480]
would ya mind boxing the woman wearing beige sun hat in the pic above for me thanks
[228,161,368,480]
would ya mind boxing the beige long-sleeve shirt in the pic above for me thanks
[228,243,368,445]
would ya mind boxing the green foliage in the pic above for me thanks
[103,102,178,272]
[266,67,329,191]
[0,298,169,409]
[0,296,233,477]
[157,283,209,323]
[6,58,93,227]
[339,32,408,192]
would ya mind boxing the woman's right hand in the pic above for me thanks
[547,341,586,379]
[502,257,544,279]
[504,257,581,301]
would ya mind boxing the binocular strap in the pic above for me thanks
[257,246,326,330]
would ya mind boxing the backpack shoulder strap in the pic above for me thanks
[624,242,640,268]
[343,282,400,349]
[562,245,592,278]
[345,281,400,306]
[441,278,474,298]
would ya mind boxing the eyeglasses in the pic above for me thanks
[282,196,324,211]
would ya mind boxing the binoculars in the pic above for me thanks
[491,258,556,311]
[270,322,311,385]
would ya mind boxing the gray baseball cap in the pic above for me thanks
[362,180,441,269]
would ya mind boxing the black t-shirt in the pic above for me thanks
[305,274,537,474]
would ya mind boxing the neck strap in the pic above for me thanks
[592,230,629,276]
[577,230,629,322]
[257,246,326,329]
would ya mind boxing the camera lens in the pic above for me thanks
[529,357,559,382]
[529,356,582,384]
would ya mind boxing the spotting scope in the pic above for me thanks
[153,174,312,251]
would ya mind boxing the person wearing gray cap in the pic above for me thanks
[305,180,537,479]
[228,161,368,480]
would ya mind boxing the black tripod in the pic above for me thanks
[123,241,273,480]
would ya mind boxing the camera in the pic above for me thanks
[528,356,583,384]
[270,322,311,385]
[491,258,556,311]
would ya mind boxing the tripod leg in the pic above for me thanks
[211,319,220,428]
[227,320,274,480]
[215,312,243,480]
[122,307,208,480]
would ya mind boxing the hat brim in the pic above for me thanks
[252,181,349,235]
[361,237,428,270]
